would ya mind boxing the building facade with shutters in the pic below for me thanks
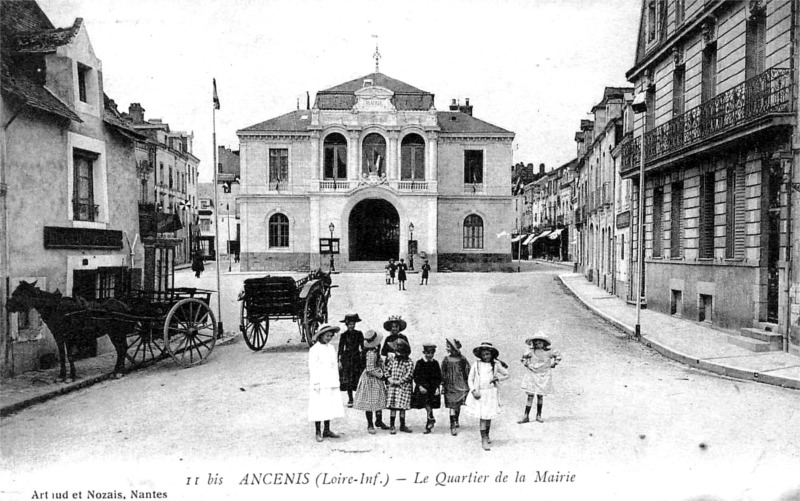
[236,72,515,272]
[621,0,799,353]
[1,0,144,376]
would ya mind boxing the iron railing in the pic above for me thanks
[73,200,99,222]
[645,68,792,163]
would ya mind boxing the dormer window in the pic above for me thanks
[363,78,374,87]
[77,63,90,103]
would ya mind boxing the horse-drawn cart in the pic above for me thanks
[238,270,335,350]
[6,281,219,381]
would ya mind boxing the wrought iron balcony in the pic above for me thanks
[72,200,99,222]
[623,68,792,175]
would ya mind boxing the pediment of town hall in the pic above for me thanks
[236,72,515,272]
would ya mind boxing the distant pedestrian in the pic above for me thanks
[518,333,561,424]
[353,330,389,434]
[465,342,509,451]
[387,258,397,284]
[338,313,365,407]
[308,323,344,442]
[191,251,204,278]
[420,259,431,285]
[385,338,414,434]
[396,258,408,291]
[441,338,470,436]
[411,343,442,434]
[385,264,391,285]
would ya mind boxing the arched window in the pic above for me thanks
[401,133,425,180]
[463,215,484,249]
[268,213,289,248]
[362,133,386,176]
[323,133,347,179]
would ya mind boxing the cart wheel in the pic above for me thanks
[302,286,326,347]
[164,298,217,366]
[240,300,269,351]
[126,321,165,366]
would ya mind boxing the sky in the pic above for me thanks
[38,0,640,181]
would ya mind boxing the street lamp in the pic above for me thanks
[632,91,648,340]
[408,222,415,270]
[328,222,335,272]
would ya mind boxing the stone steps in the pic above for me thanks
[726,327,783,352]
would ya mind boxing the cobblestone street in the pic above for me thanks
[2,265,799,500]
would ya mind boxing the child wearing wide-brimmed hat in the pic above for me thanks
[380,316,410,359]
[338,313,365,407]
[384,338,414,434]
[308,323,344,442]
[411,343,442,434]
[518,333,561,424]
[465,342,509,451]
[441,338,470,436]
[353,330,388,434]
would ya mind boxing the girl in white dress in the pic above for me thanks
[308,323,344,442]
[465,342,509,451]
[518,333,561,424]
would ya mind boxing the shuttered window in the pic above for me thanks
[652,187,664,257]
[699,172,715,258]
[745,13,766,80]
[670,181,683,258]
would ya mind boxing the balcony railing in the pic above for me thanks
[396,180,429,191]
[625,68,792,172]
[73,200,99,222]
[318,180,353,191]
[464,183,484,194]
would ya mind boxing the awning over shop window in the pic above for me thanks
[522,234,536,245]
[530,230,552,244]
[548,228,565,239]
[511,234,527,243]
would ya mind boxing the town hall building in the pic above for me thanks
[236,71,515,272]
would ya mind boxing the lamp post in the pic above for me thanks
[226,203,232,272]
[328,222,335,272]
[631,91,648,341]
[408,222,415,270]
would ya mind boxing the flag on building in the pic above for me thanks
[213,78,220,110]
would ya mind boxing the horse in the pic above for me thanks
[6,280,137,382]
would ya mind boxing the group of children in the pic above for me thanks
[385,258,432,289]
[307,312,562,450]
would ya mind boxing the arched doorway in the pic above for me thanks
[349,199,399,261]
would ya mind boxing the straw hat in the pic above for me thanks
[312,323,340,343]
[363,330,383,349]
[526,332,552,349]
[472,341,499,359]
[340,313,362,323]
[446,338,462,354]
[383,315,407,332]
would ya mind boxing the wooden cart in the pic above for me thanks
[238,270,335,350]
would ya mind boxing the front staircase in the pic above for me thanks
[340,261,388,273]
[727,322,783,352]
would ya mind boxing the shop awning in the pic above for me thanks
[529,230,552,244]
[548,228,565,239]
[511,234,527,243]
[521,234,537,245]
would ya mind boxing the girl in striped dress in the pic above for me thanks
[384,338,414,434]
[353,330,388,434]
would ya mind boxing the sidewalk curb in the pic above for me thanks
[0,333,240,418]
[557,274,800,391]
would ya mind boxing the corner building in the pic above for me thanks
[237,73,515,272]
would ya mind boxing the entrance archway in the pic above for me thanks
[349,199,399,261]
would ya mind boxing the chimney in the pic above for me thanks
[460,97,473,116]
[128,103,145,124]
[449,99,459,111]
[539,163,545,175]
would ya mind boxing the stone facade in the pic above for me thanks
[1,3,144,376]
[622,0,798,350]
[236,73,515,272]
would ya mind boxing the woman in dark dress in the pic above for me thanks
[411,343,442,434]
[338,313,365,407]
[396,258,408,291]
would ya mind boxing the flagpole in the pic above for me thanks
[212,80,223,338]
